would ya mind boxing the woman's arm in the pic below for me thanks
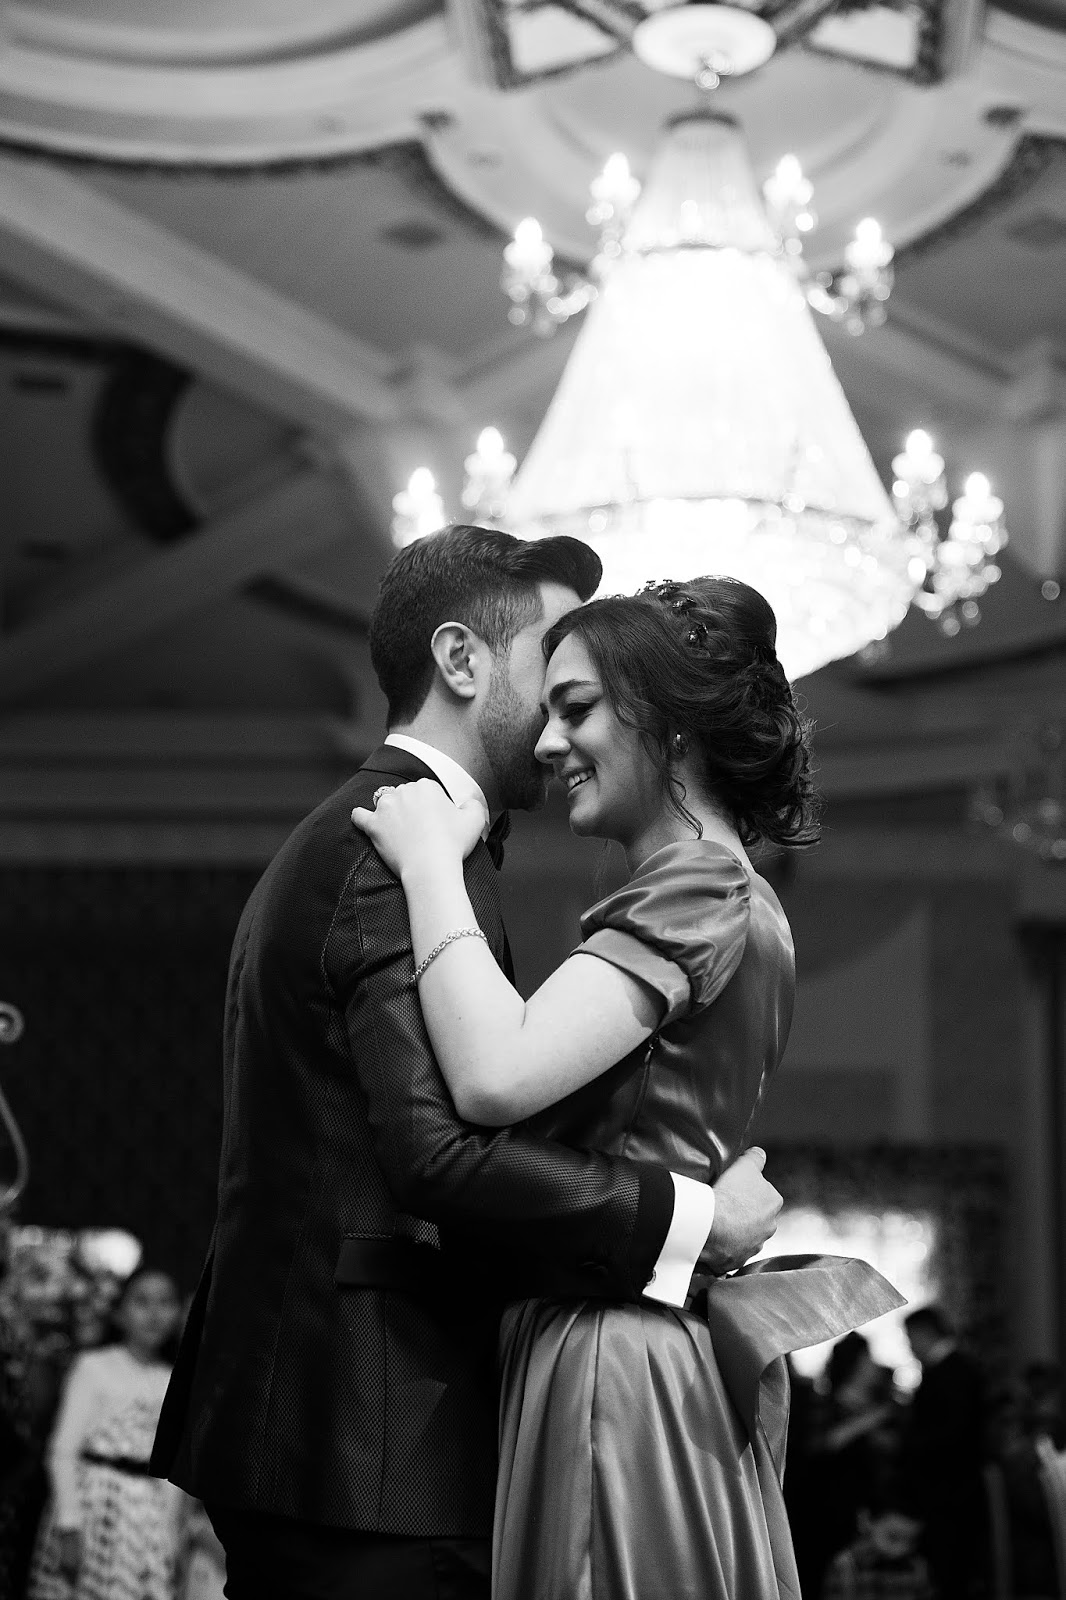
[47,1354,99,1530]
[353,782,666,1124]
[819,1404,893,1453]
[404,850,662,1124]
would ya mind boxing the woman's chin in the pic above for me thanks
[566,792,601,836]
[568,813,599,837]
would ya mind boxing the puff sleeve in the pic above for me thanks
[577,842,751,1028]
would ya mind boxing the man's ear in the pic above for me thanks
[429,622,481,701]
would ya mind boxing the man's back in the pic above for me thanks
[154,754,504,1532]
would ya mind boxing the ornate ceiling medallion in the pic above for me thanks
[632,5,778,85]
[465,0,968,92]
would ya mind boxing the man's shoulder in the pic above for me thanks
[287,748,441,848]
[275,766,389,865]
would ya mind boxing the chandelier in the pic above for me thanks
[969,724,1066,864]
[499,110,918,682]
[890,430,1007,636]
[502,146,893,343]
[392,110,1006,680]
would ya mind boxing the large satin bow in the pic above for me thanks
[694,1253,906,1481]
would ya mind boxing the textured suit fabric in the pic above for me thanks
[206,1504,491,1600]
[151,745,674,1537]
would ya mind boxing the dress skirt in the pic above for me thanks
[493,1297,801,1600]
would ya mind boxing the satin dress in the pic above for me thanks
[493,840,800,1600]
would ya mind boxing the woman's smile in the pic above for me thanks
[536,634,664,847]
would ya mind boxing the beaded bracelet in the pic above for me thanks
[412,927,488,985]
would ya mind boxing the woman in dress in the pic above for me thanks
[353,575,895,1600]
[805,1332,902,1592]
[29,1265,185,1600]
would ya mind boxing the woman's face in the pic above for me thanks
[113,1272,180,1356]
[535,632,662,842]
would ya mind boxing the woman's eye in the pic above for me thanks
[563,703,593,724]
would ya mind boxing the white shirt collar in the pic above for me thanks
[383,733,491,840]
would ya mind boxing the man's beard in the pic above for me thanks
[478,660,547,812]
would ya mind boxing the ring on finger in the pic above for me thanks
[372,786,396,805]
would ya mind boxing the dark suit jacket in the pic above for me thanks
[151,744,674,1536]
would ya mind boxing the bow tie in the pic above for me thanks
[486,810,511,870]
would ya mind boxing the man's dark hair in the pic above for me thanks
[370,524,601,725]
[904,1305,952,1339]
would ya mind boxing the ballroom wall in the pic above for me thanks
[0,794,1060,1370]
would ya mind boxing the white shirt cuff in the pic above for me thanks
[642,1172,715,1307]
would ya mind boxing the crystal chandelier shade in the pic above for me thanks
[504,113,918,681]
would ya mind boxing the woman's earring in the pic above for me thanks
[673,732,688,758]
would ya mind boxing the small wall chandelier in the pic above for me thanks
[390,466,447,549]
[890,430,1008,636]
[970,724,1066,864]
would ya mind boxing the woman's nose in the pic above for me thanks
[535,718,568,766]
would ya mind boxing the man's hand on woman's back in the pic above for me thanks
[700,1147,782,1275]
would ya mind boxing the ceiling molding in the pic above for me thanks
[855,620,1066,683]
[893,132,1066,268]
[2,2,439,66]
[92,351,194,541]
[0,134,507,252]
[0,327,379,639]
[0,470,345,704]
[0,13,454,166]
[827,301,1008,416]
[985,4,1066,70]
[0,152,403,436]
[802,0,973,86]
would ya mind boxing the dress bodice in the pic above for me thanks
[534,841,795,1184]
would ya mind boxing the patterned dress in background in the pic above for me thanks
[29,1345,184,1600]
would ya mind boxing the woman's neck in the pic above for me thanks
[623,798,751,876]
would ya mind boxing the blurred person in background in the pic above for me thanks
[175,1500,227,1600]
[903,1305,988,1600]
[995,1361,1063,1598]
[0,1220,46,1600]
[804,1332,904,1595]
[821,1481,936,1600]
[28,1265,184,1600]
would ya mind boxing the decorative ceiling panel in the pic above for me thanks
[83,144,514,359]
[894,139,1066,352]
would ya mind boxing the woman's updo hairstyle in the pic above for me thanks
[542,574,820,850]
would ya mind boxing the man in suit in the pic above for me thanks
[903,1305,988,1599]
[151,524,782,1599]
